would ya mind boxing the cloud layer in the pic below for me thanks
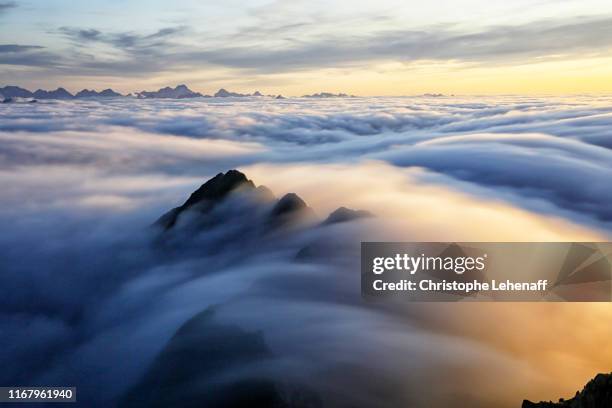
[1,96,611,407]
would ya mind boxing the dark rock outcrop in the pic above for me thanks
[155,170,369,237]
[270,193,308,217]
[155,170,255,229]
[523,373,612,408]
[323,207,372,225]
[268,193,316,229]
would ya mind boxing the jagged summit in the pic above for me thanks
[155,170,255,229]
[271,193,308,217]
[182,170,255,209]
[523,372,612,407]
[155,170,370,233]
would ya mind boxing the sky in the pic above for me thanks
[1,0,612,95]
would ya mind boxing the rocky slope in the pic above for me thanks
[125,170,372,406]
[523,373,612,407]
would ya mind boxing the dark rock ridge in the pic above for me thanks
[155,170,368,233]
[155,170,320,231]
[155,170,255,229]
[523,373,612,408]
[137,84,203,99]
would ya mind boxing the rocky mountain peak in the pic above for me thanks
[181,170,255,209]
[323,207,373,225]
[523,372,612,407]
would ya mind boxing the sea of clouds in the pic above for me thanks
[1,95,612,407]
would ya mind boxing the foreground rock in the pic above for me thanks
[523,373,612,407]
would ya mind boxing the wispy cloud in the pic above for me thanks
[0,1,16,15]
[0,44,43,53]
[4,15,612,80]
[57,26,187,51]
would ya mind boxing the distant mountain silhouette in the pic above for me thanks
[33,87,73,99]
[214,88,263,97]
[75,88,123,98]
[0,85,33,98]
[0,85,123,100]
[523,372,612,407]
[302,92,355,98]
[137,84,204,99]
[1,84,360,101]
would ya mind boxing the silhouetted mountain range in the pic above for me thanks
[75,88,123,98]
[214,88,264,97]
[136,84,203,99]
[0,85,124,100]
[523,373,612,407]
[302,92,355,98]
[1,85,357,101]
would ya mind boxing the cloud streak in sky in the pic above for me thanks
[3,15,612,81]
